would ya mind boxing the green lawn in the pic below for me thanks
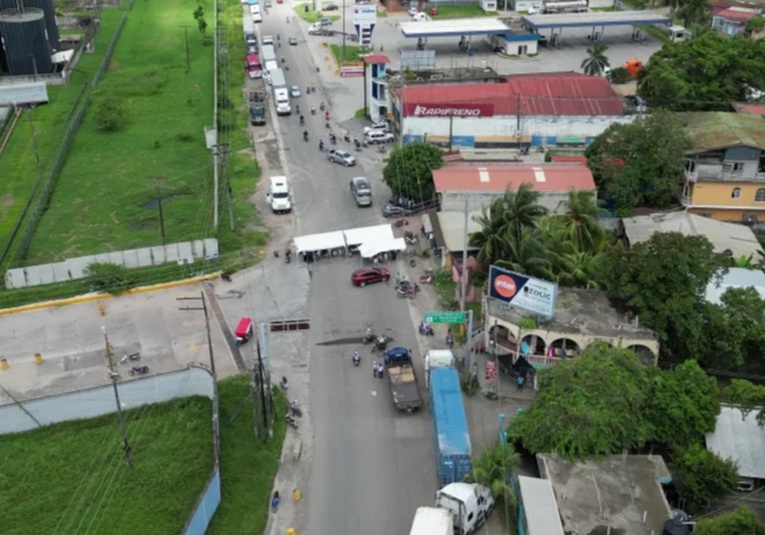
[295,3,341,23]
[329,43,373,64]
[430,5,496,18]
[207,375,287,534]
[0,396,214,535]
[0,8,124,262]
[24,0,215,264]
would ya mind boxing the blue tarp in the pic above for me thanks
[430,367,471,455]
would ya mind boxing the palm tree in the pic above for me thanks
[498,228,554,280]
[560,190,607,253]
[471,203,512,270]
[471,442,521,527]
[499,183,548,245]
[558,250,605,288]
[581,43,610,77]
[678,0,711,27]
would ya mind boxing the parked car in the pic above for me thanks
[318,17,333,26]
[327,149,356,166]
[262,35,274,45]
[365,130,394,144]
[324,3,339,9]
[363,121,389,135]
[288,36,298,45]
[352,267,391,287]
[290,85,301,98]
[308,24,334,35]
[382,204,411,218]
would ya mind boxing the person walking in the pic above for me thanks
[516,375,525,391]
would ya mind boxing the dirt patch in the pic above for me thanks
[0,192,15,209]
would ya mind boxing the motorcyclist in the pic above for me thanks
[295,104,300,115]
[320,102,325,111]
[311,106,316,115]
[318,140,324,151]
[299,114,305,125]
[353,351,360,364]
[324,111,330,121]
[303,130,309,141]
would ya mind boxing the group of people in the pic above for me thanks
[372,361,385,379]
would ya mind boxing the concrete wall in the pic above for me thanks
[441,190,574,214]
[0,366,214,434]
[401,115,635,147]
[183,470,221,535]
[4,238,219,289]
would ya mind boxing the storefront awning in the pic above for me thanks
[343,224,394,247]
[358,238,407,259]
[293,231,346,253]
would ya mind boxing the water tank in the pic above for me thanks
[7,0,60,50]
[0,8,53,75]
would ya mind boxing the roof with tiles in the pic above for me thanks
[399,73,624,116]
[682,112,765,152]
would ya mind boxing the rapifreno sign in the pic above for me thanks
[488,265,558,318]
[403,103,494,118]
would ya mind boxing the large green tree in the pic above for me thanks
[702,288,765,372]
[694,507,765,535]
[638,33,765,111]
[598,232,727,363]
[585,110,691,211]
[382,141,443,200]
[722,379,765,427]
[508,344,720,458]
[672,444,738,513]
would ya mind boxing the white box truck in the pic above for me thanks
[424,349,456,389]
[409,507,453,535]
[261,44,276,63]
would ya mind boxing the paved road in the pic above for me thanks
[256,6,438,535]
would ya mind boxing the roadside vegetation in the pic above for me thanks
[295,4,341,23]
[22,0,214,264]
[427,5,495,18]
[0,396,214,535]
[207,375,287,534]
[329,43,372,64]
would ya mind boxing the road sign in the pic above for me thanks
[424,311,466,324]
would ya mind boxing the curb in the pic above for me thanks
[0,273,220,316]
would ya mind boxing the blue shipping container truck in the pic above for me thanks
[429,367,473,486]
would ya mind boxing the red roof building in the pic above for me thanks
[433,164,597,214]
[551,155,589,165]
[398,73,624,117]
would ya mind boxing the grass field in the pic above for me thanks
[0,396,214,535]
[0,8,124,262]
[295,3,341,23]
[23,0,215,264]
[208,375,287,534]
[329,43,373,64]
[430,5,496,18]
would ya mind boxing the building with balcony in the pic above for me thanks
[484,288,659,369]
[711,5,762,38]
[363,54,390,124]
[682,112,765,223]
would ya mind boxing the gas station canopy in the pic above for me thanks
[399,18,511,38]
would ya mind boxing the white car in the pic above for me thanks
[262,35,274,45]
[290,85,301,98]
[408,6,419,16]
[363,121,389,135]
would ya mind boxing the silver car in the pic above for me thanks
[327,149,356,166]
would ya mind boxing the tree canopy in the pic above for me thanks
[382,141,443,200]
[694,506,765,535]
[507,344,719,458]
[672,444,738,513]
[722,379,765,427]
[584,110,691,211]
[637,33,765,111]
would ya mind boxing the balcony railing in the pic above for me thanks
[685,168,765,183]
[493,339,572,368]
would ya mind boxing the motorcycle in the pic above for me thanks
[303,131,309,142]
[354,140,361,152]
[362,327,375,344]
[120,352,141,364]
[325,121,331,130]
[130,365,149,376]
[343,132,351,143]
[285,413,299,429]
[329,134,337,145]
[221,272,232,282]
[404,234,417,246]
[418,321,434,336]
[279,376,289,392]
[299,115,305,125]
[311,107,316,115]
[296,105,300,115]
[419,274,434,284]
[318,140,324,151]
[285,249,292,264]
[371,335,389,353]
[289,400,302,418]
[352,352,361,366]
[393,218,408,228]
[320,102,325,111]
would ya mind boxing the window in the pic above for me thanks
[733,162,744,172]
[755,188,765,202]
[732,187,741,199]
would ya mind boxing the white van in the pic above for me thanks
[424,349,455,389]
[267,176,291,214]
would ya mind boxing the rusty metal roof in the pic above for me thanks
[682,112,765,152]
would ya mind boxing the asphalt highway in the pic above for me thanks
[257,8,438,534]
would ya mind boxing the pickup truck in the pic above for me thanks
[384,347,423,412]
[249,91,266,125]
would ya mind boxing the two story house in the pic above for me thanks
[682,112,765,223]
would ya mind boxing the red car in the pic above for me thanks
[352,267,390,287]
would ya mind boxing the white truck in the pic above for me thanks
[424,349,456,389]
[436,483,494,535]
[409,507,453,535]
[261,44,276,63]
[274,87,291,115]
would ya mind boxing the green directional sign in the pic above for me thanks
[425,311,466,324]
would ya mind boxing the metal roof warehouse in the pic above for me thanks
[399,18,512,38]
[521,10,671,30]
[398,73,624,116]
[433,164,596,193]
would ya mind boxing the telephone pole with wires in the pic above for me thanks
[102,326,132,468]
[177,293,218,378]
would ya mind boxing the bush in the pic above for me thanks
[673,444,738,513]
[95,96,127,132]
[84,263,137,294]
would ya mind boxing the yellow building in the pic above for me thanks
[682,112,765,223]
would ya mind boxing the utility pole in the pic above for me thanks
[155,179,166,245]
[341,0,346,63]
[177,293,218,378]
[459,195,470,312]
[180,25,191,73]
[102,326,132,468]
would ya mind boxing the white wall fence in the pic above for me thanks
[4,238,219,289]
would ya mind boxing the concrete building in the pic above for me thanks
[362,54,390,124]
[433,164,597,213]
[706,404,765,491]
[705,267,765,304]
[516,475,565,535]
[619,211,762,261]
[537,454,673,535]
[390,72,633,149]
[484,288,660,368]
[682,112,765,223]
[712,5,762,37]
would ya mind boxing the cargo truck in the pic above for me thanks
[436,483,494,535]
[430,366,472,485]
[384,347,423,412]
[424,349,455,389]
[249,91,266,125]
[409,507,453,535]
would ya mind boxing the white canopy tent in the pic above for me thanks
[358,238,406,259]
[293,231,346,253]
[343,224,394,248]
